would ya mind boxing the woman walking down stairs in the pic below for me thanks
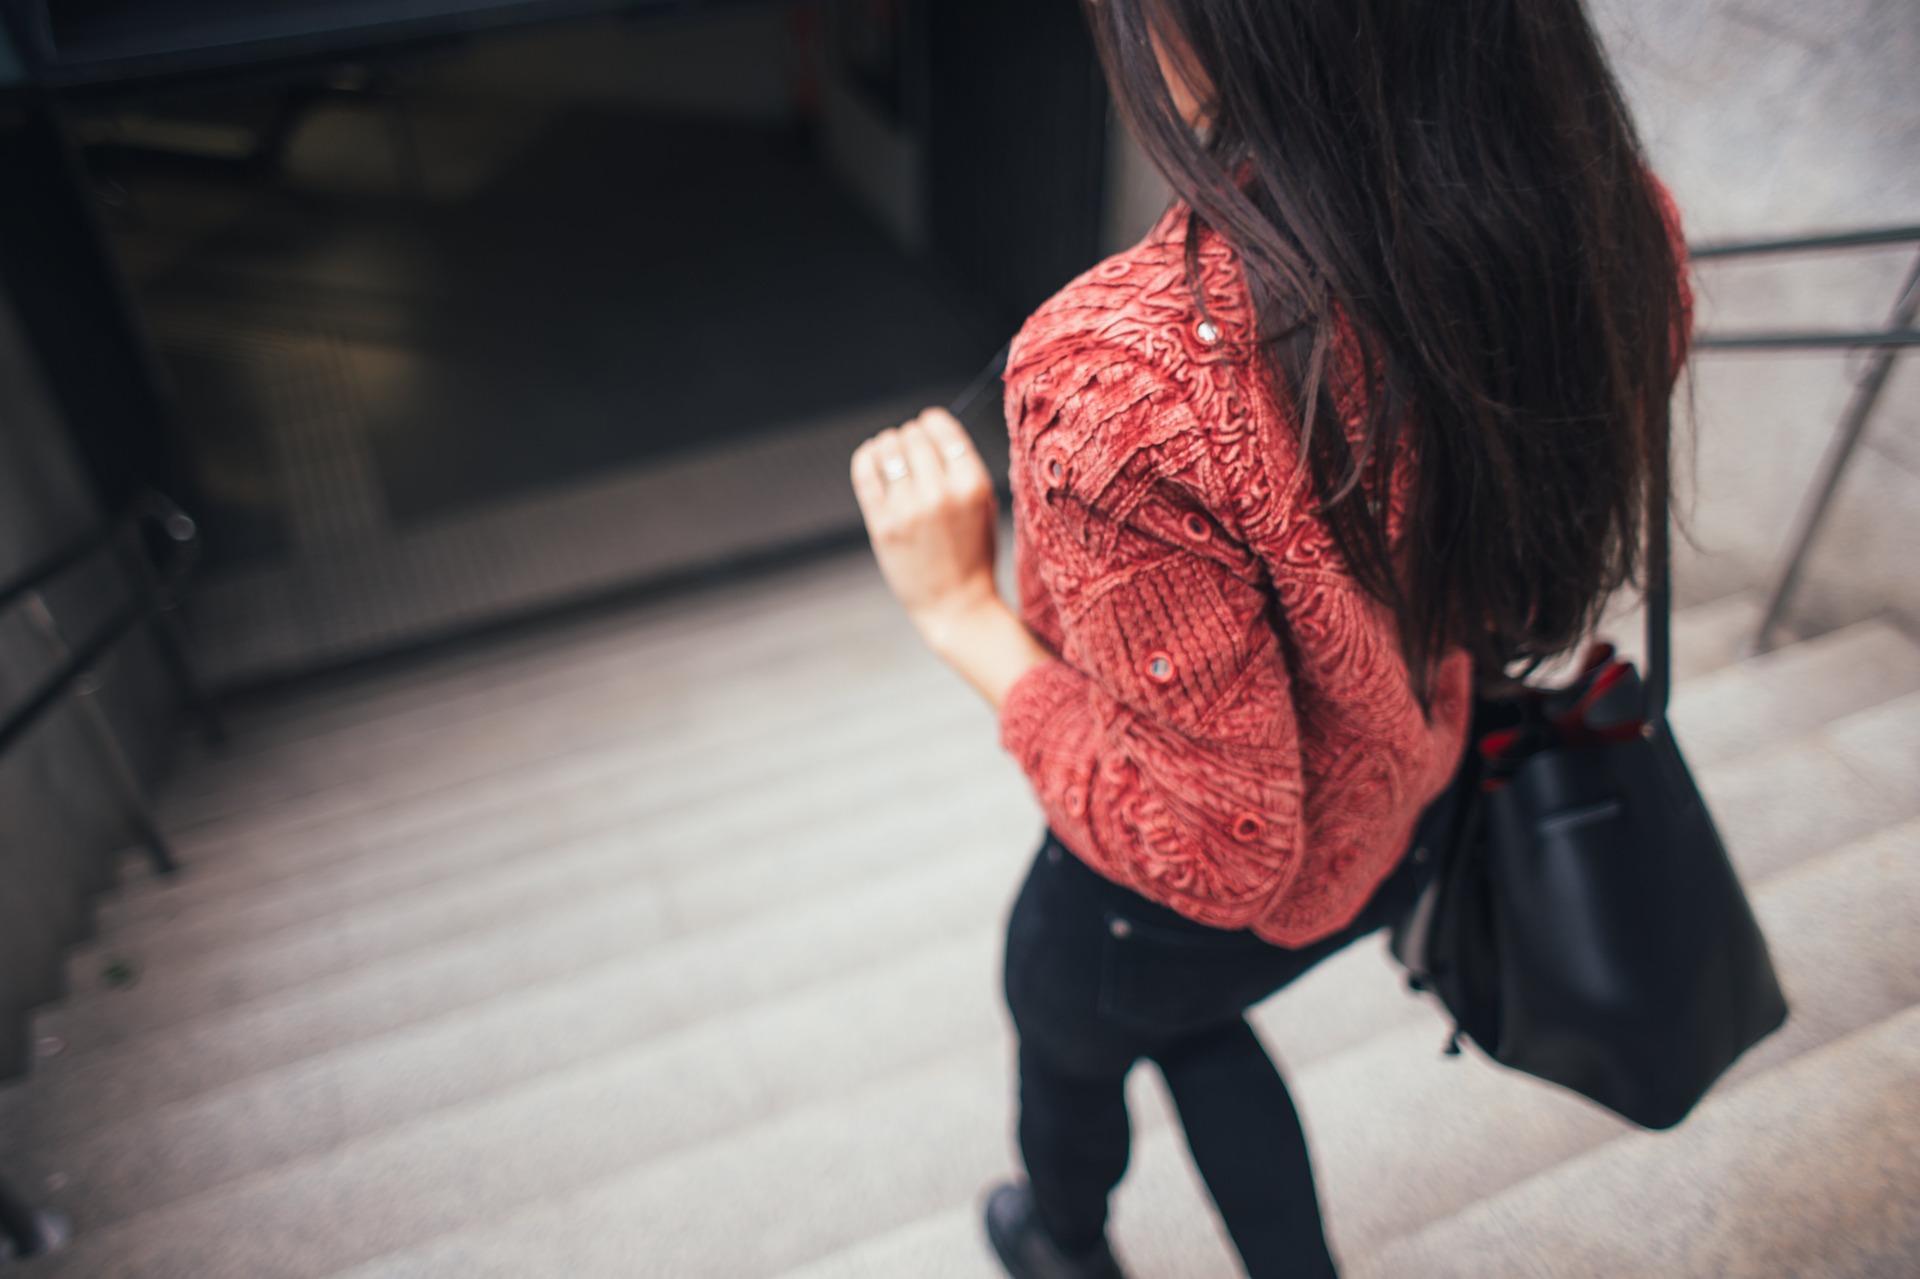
[1,556,1916,1278]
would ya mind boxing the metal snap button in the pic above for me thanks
[1182,513,1210,541]
[1109,917,1133,939]
[1233,813,1264,841]
[1044,455,1065,485]
[1144,652,1174,683]
[1196,320,1220,344]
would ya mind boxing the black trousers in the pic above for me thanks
[1001,825,1436,1278]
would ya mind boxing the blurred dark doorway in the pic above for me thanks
[29,0,1107,690]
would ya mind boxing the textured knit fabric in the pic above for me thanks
[995,202,1476,947]
[997,192,1693,945]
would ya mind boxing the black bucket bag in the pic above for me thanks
[1390,511,1790,1130]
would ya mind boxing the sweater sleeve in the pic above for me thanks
[997,352,1308,929]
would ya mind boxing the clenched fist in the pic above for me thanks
[850,407,1001,640]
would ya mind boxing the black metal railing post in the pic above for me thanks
[1688,224,1920,652]
[19,589,179,875]
[116,495,226,745]
[0,492,208,877]
[0,1171,69,1260]
[1750,254,1920,648]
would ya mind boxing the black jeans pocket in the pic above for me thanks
[1096,909,1273,1036]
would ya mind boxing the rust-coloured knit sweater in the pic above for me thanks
[996,203,1476,947]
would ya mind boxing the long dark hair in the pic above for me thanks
[1086,0,1687,695]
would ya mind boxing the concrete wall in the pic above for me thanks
[278,8,930,256]
[1592,0,1919,629]
[1095,0,1920,635]
[0,289,177,1078]
[429,8,802,123]
[818,70,924,253]
[1100,114,1171,258]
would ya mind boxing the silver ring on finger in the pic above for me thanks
[943,443,967,460]
[880,457,910,483]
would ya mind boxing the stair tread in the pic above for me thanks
[193,549,894,754]
[5,872,1431,1233]
[39,681,1913,1088]
[98,661,975,933]
[771,815,1920,1279]
[158,627,950,853]
[58,720,1014,1032]
[1600,588,1761,685]
[1352,1002,1920,1278]
[21,807,1912,1278]
[1702,686,1920,885]
[16,534,1917,1279]
[1668,617,1920,768]
[159,558,912,827]
[11,837,1032,1148]
[76,651,1920,1057]
[157,577,1765,838]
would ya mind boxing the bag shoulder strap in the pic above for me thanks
[1645,431,1673,724]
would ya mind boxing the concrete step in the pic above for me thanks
[1351,1001,1920,1278]
[157,591,920,846]
[1298,811,1920,1258]
[152,620,945,874]
[126,593,1866,937]
[154,573,1761,855]
[29,795,1903,1279]
[1666,617,1920,768]
[53,673,1915,1075]
[164,550,889,758]
[21,932,1012,1247]
[13,884,1436,1237]
[181,547,904,767]
[43,742,1016,1058]
[97,655,969,936]
[771,1207,1008,1279]
[1713,817,1920,1083]
[1701,687,1920,885]
[11,564,1907,1279]
[59,696,1002,1021]
[8,831,1033,1151]
[1594,588,1762,686]
[21,678,1914,1193]
[765,1108,1246,1279]
[82,641,1920,1052]
[728,812,1920,1279]
[159,555,911,828]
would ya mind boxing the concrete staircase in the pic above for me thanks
[2,547,1916,1278]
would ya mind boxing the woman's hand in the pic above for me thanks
[851,408,1052,710]
[851,407,1001,641]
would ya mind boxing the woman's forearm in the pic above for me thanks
[913,594,1055,714]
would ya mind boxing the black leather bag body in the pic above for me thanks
[1391,557,1789,1130]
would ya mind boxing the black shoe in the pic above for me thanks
[983,1180,1126,1279]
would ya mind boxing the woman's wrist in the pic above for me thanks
[908,578,1003,655]
[911,589,1053,712]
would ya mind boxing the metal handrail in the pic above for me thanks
[1687,224,1920,651]
[0,493,196,616]
[1695,330,1919,351]
[1691,224,1920,260]
[0,1171,69,1260]
[0,491,210,873]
